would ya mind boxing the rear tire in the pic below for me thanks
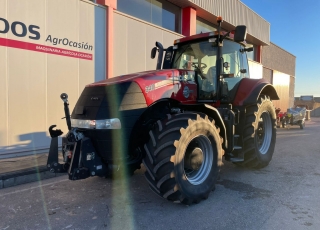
[143,113,223,204]
[238,96,276,169]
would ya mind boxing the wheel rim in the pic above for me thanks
[256,112,272,155]
[183,135,213,185]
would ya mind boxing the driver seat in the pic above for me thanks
[198,66,216,99]
[206,66,230,100]
[206,66,216,83]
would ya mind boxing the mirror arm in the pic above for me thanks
[220,31,231,42]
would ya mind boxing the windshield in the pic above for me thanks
[173,41,218,99]
[172,39,249,101]
[173,41,217,77]
[221,40,249,95]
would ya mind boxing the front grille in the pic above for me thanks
[71,82,147,161]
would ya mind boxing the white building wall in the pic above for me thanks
[272,71,290,112]
[113,11,183,77]
[248,60,263,79]
[0,0,106,158]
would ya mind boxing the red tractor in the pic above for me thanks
[47,17,279,205]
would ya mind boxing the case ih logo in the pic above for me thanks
[0,17,93,60]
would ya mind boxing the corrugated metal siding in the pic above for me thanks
[168,0,270,45]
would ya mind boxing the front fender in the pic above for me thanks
[179,104,227,150]
[233,78,279,106]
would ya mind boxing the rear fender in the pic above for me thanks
[233,78,279,106]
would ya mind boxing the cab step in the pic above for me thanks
[229,150,244,162]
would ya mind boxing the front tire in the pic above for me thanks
[143,113,223,204]
[239,96,276,168]
[299,120,305,129]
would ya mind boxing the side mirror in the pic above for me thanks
[151,47,157,59]
[240,47,254,53]
[234,25,247,42]
[246,47,254,52]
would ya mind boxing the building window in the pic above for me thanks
[196,17,217,34]
[117,0,181,33]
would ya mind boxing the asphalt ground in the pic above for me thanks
[0,118,320,230]
[0,154,64,189]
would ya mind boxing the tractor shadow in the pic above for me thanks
[0,132,53,174]
[0,132,52,158]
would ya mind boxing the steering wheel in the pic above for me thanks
[191,62,207,71]
[191,62,207,79]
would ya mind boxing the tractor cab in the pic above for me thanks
[172,37,250,102]
[153,17,252,103]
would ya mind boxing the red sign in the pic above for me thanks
[0,37,93,60]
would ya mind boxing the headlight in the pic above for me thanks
[71,118,121,129]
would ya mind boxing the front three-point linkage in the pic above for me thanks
[46,93,73,173]
[47,93,108,180]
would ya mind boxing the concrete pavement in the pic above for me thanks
[1,118,320,229]
[0,153,65,189]
[0,117,318,191]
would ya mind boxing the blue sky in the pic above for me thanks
[241,0,320,97]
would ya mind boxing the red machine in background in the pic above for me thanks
[276,108,285,127]
[276,107,306,129]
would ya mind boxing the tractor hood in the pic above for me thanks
[85,69,196,106]
[70,68,193,156]
[86,69,180,87]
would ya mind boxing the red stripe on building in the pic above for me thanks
[0,37,93,60]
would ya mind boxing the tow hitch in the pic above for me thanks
[46,93,108,180]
